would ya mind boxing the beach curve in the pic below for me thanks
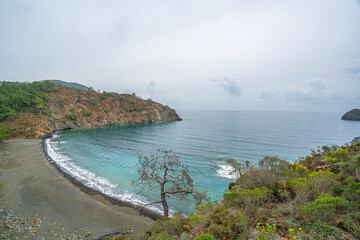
[0,139,154,239]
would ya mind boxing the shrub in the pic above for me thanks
[325,148,351,163]
[56,97,65,108]
[149,231,174,240]
[100,91,117,100]
[285,218,300,229]
[147,98,153,105]
[149,213,189,237]
[340,212,360,239]
[194,234,216,240]
[307,171,339,199]
[65,113,77,121]
[207,206,247,238]
[258,156,290,174]
[342,181,360,203]
[305,222,342,240]
[255,223,276,240]
[81,110,92,117]
[235,168,279,192]
[0,124,13,142]
[288,163,308,177]
[88,97,99,105]
[224,187,273,207]
[238,187,273,205]
[288,228,303,240]
[301,194,353,225]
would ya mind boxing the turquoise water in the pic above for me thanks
[45,110,360,215]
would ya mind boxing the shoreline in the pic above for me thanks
[41,135,162,220]
[0,139,155,239]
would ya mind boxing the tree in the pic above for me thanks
[226,158,251,177]
[132,149,208,217]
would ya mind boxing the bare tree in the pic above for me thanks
[132,149,208,217]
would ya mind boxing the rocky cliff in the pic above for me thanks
[4,86,181,138]
[342,109,360,121]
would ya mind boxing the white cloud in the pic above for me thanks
[212,78,241,97]
[345,59,360,73]
[260,87,277,100]
[283,78,326,101]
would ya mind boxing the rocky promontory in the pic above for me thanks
[3,85,181,139]
[342,109,360,121]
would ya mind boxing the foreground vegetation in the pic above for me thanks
[107,138,360,240]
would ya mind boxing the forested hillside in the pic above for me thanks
[0,81,181,139]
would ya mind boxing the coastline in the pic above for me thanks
[0,139,155,239]
[42,134,162,220]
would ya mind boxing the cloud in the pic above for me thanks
[260,87,277,100]
[146,81,157,95]
[345,59,360,73]
[283,78,326,101]
[212,78,241,97]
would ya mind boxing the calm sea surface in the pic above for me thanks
[45,110,360,215]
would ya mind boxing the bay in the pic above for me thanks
[45,110,360,215]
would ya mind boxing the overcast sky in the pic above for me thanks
[1,0,360,112]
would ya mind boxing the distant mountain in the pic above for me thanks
[342,109,360,121]
[38,80,92,91]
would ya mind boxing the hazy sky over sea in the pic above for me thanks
[1,0,360,112]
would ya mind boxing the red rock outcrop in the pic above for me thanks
[4,86,181,139]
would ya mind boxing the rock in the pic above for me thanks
[84,232,92,237]
[342,109,360,121]
[314,165,330,172]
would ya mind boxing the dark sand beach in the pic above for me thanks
[0,139,153,239]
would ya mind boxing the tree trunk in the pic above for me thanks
[160,183,169,217]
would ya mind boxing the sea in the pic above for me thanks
[45,110,360,215]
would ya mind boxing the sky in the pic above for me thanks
[1,0,360,112]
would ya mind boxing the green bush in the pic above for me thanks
[301,194,353,224]
[194,234,216,240]
[88,97,99,105]
[340,212,360,239]
[0,124,13,142]
[306,222,342,240]
[255,223,276,240]
[238,187,273,205]
[56,97,65,108]
[100,91,117,100]
[65,113,77,121]
[81,110,92,117]
[147,98,153,105]
[207,206,247,238]
[325,148,351,163]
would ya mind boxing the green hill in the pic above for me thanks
[38,80,92,91]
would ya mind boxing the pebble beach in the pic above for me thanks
[0,139,153,240]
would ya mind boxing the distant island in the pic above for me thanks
[0,80,181,139]
[342,109,360,121]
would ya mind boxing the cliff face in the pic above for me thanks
[342,109,360,121]
[4,86,181,139]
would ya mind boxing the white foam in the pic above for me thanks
[217,164,239,179]
[44,136,175,216]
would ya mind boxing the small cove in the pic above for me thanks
[45,110,360,215]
